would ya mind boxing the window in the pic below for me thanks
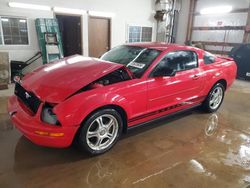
[204,52,216,65]
[0,17,28,45]
[101,45,161,78]
[127,48,161,78]
[153,51,198,74]
[128,26,152,43]
[141,27,152,42]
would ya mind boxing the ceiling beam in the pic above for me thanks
[192,41,241,47]
[192,26,245,31]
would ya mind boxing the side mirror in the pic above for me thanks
[153,67,176,77]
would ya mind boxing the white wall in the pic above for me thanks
[0,0,156,61]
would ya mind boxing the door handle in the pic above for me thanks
[192,75,199,80]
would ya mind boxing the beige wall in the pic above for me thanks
[0,0,156,61]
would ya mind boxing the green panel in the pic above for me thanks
[35,18,64,64]
[48,54,60,62]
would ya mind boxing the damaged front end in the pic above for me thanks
[40,67,133,125]
[41,103,61,126]
[67,67,133,98]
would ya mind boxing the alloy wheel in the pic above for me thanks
[209,87,223,110]
[86,114,119,151]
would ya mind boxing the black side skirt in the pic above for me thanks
[127,103,202,132]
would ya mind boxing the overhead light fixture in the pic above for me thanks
[1,18,9,22]
[200,6,232,15]
[8,2,51,11]
[53,7,86,15]
[88,11,115,18]
[19,19,26,23]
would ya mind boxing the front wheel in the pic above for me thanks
[202,83,225,113]
[77,109,123,155]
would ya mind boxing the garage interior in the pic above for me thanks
[0,0,250,187]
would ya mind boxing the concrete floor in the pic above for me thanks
[0,80,250,188]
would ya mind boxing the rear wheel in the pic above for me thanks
[77,109,123,155]
[202,83,225,113]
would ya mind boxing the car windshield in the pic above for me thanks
[101,45,161,78]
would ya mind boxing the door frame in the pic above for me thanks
[54,13,84,55]
[88,15,112,56]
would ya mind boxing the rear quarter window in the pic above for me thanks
[204,52,216,65]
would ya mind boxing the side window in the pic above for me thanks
[127,26,152,43]
[204,52,215,65]
[153,51,198,75]
[1,17,29,45]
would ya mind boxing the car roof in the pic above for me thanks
[126,42,201,52]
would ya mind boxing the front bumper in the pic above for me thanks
[8,96,79,148]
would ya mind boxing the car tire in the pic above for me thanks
[76,109,123,155]
[202,83,225,113]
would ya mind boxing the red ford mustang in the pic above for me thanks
[8,43,237,155]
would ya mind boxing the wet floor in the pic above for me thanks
[0,80,250,188]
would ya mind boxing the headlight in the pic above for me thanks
[41,104,60,125]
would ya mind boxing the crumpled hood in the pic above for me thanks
[21,55,123,103]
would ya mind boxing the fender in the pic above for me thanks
[54,88,134,127]
[201,60,230,96]
[205,75,227,95]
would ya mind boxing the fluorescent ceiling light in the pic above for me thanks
[8,2,51,11]
[19,19,26,23]
[1,18,9,22]
[200,6,232,15]
[88,11,115,18]
[53,7,86,15]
